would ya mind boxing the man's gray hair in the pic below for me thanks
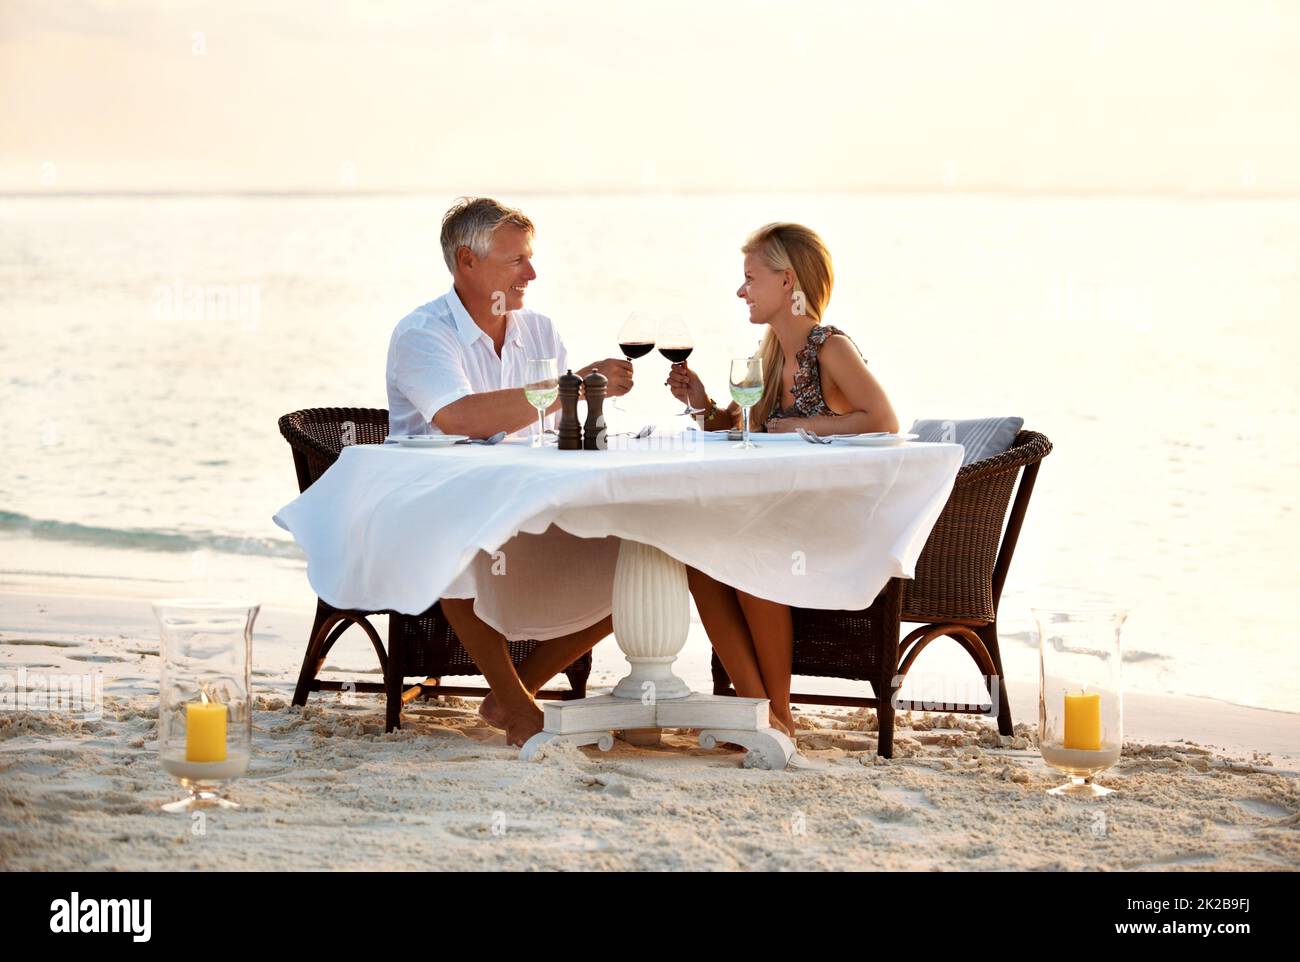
[440,197,535,273]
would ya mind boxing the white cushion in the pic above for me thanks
[909,417,1024,466]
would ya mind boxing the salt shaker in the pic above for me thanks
[582,370,608,450]
[557,369,583,450]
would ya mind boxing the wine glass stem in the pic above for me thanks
[743,405,751,445]
[535,408,544,447]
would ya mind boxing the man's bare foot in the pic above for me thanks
[477,692,509,730]
[503,704,545,748]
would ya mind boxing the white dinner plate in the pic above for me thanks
[387,434,468,448]
[839,432,919,446]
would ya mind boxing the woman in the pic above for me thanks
[665,223,899,740]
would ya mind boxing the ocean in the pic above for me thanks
[2,192,1297,712]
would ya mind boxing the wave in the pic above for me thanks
[0,510,303,560]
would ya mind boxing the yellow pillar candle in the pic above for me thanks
[1063,690,1102,751]
[185,701,228,762]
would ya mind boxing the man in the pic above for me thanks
[386,197,632,746]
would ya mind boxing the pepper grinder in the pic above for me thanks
[557,369,583,450]
[582,370,608,450]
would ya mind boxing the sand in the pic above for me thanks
[1,692,1296,871]
[0,592,1297,871]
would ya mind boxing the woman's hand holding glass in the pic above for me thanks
[665,363,708,414]
[657,314,703,415]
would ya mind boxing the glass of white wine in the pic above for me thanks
[729,356,763,449]
[524,357,559,448]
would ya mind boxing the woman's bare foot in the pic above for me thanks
[784,719,801,746]
[769,710,797,742]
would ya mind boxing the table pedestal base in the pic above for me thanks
[519,540,793,770]
[519,692,796,770]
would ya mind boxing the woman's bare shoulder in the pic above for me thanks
[817,329,867,363]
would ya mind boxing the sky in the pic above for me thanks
[2,0,1298,194]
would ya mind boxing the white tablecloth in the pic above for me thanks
[272,434,963,640]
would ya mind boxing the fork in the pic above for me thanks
[456,431,508,445]
[610,425,655,439]
[549,426,654,439]
[798,428,893,444]
[797,428,832,444]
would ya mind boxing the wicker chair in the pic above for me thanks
[278,407,591,732]
[710,430,1053,758]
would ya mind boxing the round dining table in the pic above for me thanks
[273,430,963,769]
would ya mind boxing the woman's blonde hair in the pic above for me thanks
[742,223,835,427]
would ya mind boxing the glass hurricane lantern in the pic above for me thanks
[1034,606,1127,798]
[153,599,259,812]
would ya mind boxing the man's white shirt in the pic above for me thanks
[386,286,567,439]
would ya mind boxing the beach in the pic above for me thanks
[3,0,1298,886]
[4,191,1298,715]
[1,586,1296,871]
[3,190,1298,871]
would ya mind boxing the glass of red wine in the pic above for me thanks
[614,311,657,411]
[656,314,704,416]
